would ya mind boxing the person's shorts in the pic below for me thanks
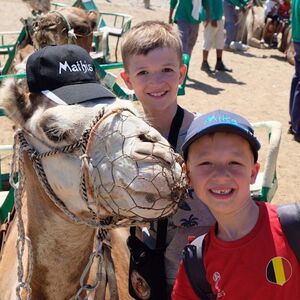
[203,20,224,50]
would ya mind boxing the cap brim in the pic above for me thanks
[182,124,261,160]
[44,82,116,105]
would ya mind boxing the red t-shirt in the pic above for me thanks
[172,202,300,300]
[278,2,291,18]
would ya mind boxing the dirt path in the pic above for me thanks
[0,0,299,204]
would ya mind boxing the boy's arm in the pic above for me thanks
[208,0,220,26]
[172,262,200,300]
[228,0,250,9]
[206,0,220,26]
[201,0,211,25]
[244,0,253,10]
[169,0,178,24]
[169,8,175,24]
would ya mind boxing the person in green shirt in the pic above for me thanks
[169,0,201,58]
[289,0,300,142]
[200,0,232,73]
[223,0,252,51]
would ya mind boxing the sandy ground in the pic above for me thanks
[0,0,299,205]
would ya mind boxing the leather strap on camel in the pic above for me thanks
[9,107,156,299]
[73,230,118,300]
[0,208,15,261]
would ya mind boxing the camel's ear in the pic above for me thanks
[87,10,99,30]
[0,78,35,126]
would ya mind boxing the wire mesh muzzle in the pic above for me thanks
[81,109,187,223]
[16,107,186,228]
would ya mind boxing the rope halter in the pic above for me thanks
[12,107,185,230]
[10,106,185,299]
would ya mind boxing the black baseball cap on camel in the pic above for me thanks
[26,44,115,105]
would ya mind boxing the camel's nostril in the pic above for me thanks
[138,133,158,143]
[145,194,156,203]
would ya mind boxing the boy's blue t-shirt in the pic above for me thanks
[200,0,224,22]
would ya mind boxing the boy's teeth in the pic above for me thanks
[150,92,165,96]
[211,189,231,195]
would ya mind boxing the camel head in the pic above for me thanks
[33,7,98,52]
[6,7,98,75]
[0,76,185,227]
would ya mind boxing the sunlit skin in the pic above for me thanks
[121,47,188,136]
[184,132,261,241]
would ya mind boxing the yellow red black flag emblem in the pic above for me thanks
[266,256,292,286]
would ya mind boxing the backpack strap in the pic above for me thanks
[182,235,216,300]
[154,105,184,250]
[277,203,300,263]
[167,105,184,150]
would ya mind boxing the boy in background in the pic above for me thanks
[200,0,232,73]
[121,21,215,298]
[172,110,300,299]
[223,0,252,51]
[169,0,201,58]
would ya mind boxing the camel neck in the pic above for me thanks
[23,153,96,298]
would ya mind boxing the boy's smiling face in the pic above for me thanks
[185,132,260,215]
[121,47,186,112]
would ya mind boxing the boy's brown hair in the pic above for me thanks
[121,20,183,70]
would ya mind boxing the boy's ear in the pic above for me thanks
[250,162,260,185]
[120,70,134,90]
[179,64,187,85]
[182,162,192,187]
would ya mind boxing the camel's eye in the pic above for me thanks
[40,117,74,143]
[43,126,70,142]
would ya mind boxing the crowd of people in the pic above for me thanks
[169,0,300,144]
[169,0,236,74]
[169,0,293,72]
[262,0,291,47]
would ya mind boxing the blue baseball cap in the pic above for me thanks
[182,110,261,162]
